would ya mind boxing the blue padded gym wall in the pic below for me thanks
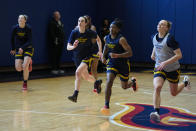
[0,0,96,66]
[96,0,195,64]
[192,0,196,64]
[175,0,193,64]
[123,0,143,62]
[140,0,158,62]
[0,0,195,66]
[157,0,176,34]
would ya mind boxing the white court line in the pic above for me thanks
[140,88,196,96]
[102,83,196,96]
[0,109,109,118]
[143,92,152,95]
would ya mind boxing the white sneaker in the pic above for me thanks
[150,112,160,123]
[183,75,191,90]
[58,69,65,74]
[51,70,59,75]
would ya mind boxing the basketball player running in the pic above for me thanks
[150,20,191,123]
[67,16,102,103]
[84,15,102,91]
[100,19,138,115]
[10,14,33,90]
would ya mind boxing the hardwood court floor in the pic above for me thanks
[0,72,195,131]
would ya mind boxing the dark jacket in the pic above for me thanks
[48,18,65,45]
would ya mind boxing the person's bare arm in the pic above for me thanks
[109,37,132,58]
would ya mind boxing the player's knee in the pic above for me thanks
[121,84,128,89]
[170,91,177,96]
[106,80,113,88]
[122,86,126,89]
[75,70,82,77]
[16,68,22,72]
[154,85,162,92]
[75,70,82,76]
[16,67,22,72]
[22,63,28,70]
[15,66,22,72]
[107,79,113,84]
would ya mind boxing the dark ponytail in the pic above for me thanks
[111,18,123,29]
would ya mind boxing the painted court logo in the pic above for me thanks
[109,103,196,131]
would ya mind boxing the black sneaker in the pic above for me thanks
[94,79,102,94]
[68,95,77,103]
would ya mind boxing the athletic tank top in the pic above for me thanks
[105,34,128,64]
[153,33,180,72]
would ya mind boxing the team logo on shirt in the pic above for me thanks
[107,43,115,49]
[17,32,25,37]
[109,103,196,131]
[155,44,163,49]
[77,38,87,43]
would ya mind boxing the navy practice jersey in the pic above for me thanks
[11,24,32,50]
[68,29,97,62]
[105,33,128,65]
